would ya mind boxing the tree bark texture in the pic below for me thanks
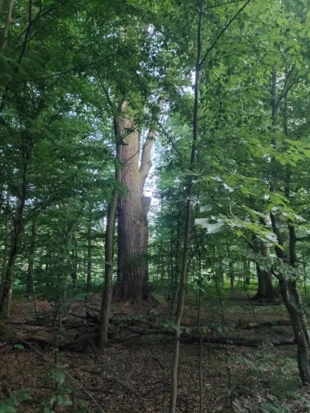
[115,100,159,303]
[253,241,277,301]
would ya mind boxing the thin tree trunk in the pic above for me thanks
[26,219,36,298]
[170,2,204,411]
[70,230,77,288]
[269,68,310,384]
[99,192,118,348]
[99,113,121,348]
[0,200,25,318]
[2,0,14,49]
[243,260,250,287]
[170,217,181,317]
[229,261,234,292]
[87,221,92,293]
[0,189,10,303]
[195,226,203,413]
[279,277,310,383]
[0,126,30,318]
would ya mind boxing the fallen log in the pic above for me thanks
[122,325,296,347]
[0,313,296,352]
[240,320,291,330]
[180,335,296,347]
[86,308,100,323]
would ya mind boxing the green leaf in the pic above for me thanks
[13,344,24,350]
[0,406,16,413]
[195,219,224,234]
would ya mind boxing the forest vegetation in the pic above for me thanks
[1,0,310,412]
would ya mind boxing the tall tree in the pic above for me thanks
[115,100,161,302]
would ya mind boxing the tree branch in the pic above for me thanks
[200,0,251,68]
[206,0,246,10]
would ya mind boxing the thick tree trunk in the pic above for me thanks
[252,241,277,301]
[115,100,160,303]
[253,265,275,301]
[116,127,145,302]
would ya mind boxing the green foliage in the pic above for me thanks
[0,0,310,407]
[0,390,31,413]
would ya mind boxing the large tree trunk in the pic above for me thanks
[115,100,160,303]
[116,118,145,302]
[253,265,275,300]
[252,241,277,301]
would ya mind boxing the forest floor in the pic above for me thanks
[1,289,310,413]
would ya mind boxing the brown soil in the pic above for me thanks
[0,295,309,412]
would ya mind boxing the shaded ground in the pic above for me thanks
[1,292,310,412]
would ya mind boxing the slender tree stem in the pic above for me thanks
[169,1,204,411]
